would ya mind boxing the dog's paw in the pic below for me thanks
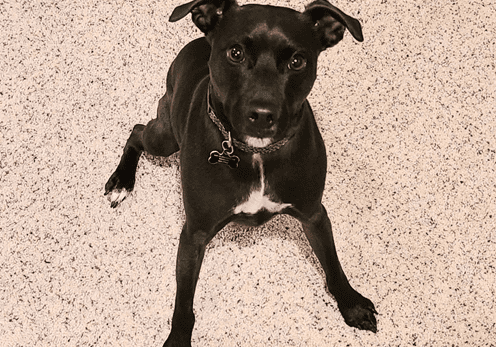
[104,169,135,208]
[107,188,131,208]
[338,293,378,333]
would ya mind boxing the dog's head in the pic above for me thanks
[170,0,363,148]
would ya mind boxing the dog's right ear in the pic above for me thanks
[304,0,363,50]
[169,0,238,34]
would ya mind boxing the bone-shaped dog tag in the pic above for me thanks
[208,132,240,169]
[208,150,240,169]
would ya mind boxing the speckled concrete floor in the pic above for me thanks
[1,0,495,346]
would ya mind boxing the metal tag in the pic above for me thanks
[208,132,240,169]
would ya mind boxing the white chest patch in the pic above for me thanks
[233,154,292,215]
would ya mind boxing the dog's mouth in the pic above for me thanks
[243,136,273,148]
[241,124,279,148]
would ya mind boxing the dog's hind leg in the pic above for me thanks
[104,94,179,208]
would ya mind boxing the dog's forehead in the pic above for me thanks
[214,4,316,49]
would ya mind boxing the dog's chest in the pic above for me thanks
[233,154,291,215]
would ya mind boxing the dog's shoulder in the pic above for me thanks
[173,37,210,70]
[168,37,211,91]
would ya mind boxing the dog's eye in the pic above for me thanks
[227,45,245,63]
[289,54,307,71]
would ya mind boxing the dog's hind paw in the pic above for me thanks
[104,169,135,208]
[106,188,131,208]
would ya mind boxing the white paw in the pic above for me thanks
[109,188,131,208]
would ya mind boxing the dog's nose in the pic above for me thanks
[249,108,275,129]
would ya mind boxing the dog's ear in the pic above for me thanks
[169,0,238,34]
[303,0,363,50]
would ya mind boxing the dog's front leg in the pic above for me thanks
[164,222,219,347]
[301,204,378,333]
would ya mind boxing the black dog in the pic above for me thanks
[105,0,376,345]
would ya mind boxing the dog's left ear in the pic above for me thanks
[169,0,238,34]
[304,0,363,50]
